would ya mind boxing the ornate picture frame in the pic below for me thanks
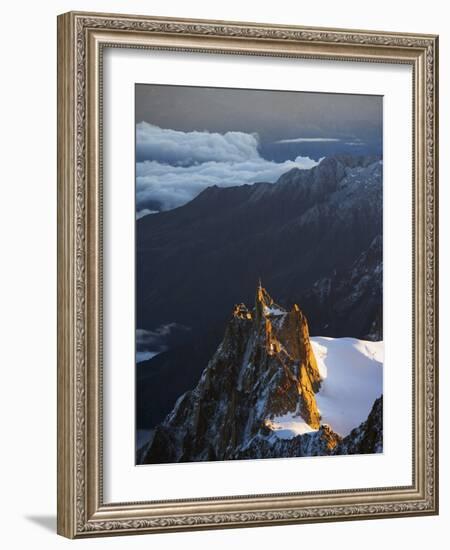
[57,11,438,538]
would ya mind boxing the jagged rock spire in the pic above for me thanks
[256,277,266,304]
[255,279,277,323]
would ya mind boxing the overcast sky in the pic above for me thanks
[135,84,382,216]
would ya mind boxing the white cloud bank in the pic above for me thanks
[137,122,260,165]
[136,123,320,214]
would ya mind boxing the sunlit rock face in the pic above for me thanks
[141,284,340,464]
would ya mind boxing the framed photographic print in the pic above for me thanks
[57,11,439,538]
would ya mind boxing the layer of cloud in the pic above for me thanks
[136,208,159,219]
[136,323,189,352]
[136,124,319,213]
[344,140,366,146]
[136,324,190,363]
[275,137,341,144]
[137,122,260,165]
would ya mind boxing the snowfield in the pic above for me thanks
[268,337,383,440]
[266,412,317,439]
[312,337,383,437]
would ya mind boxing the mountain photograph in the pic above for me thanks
[135,84,383,465]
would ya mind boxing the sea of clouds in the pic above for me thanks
[136,123,320,215]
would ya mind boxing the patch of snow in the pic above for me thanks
[264,305,285,316]
[265,412,317,439]
[311,336,383,437]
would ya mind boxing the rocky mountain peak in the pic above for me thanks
[141,283,330,464]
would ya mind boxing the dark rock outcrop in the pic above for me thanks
[334,396,383,455]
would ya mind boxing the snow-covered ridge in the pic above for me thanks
[313,337,382,436]
[268,337,383,440]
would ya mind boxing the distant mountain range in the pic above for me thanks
[139,284,382,464]
[136,155,383,431]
